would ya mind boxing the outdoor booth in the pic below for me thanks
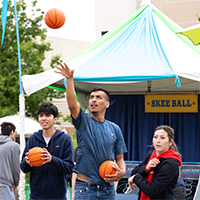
[21,3,200,200]
[105,94,200,199]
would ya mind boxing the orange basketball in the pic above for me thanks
[27,147,44,167]
[99,160,118,180]
[44,8,65,29]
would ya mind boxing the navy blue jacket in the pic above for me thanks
[20,129,74,200]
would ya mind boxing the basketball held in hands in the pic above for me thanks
[44,8,65,29]
[99,160,118,180]
[27,147,44,167]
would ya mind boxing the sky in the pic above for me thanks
[26,0,96,42]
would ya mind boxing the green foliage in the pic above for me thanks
[63,103,86,150]
[72,139,77,150]
[50,55,62,68]
[0,0,64,119]
[25,172,30,184]
[63,115,77,150]
[197,14,200,22]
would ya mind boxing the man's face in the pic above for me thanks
[89,90,109,113]
[38,113,57,130]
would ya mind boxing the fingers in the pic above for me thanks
[128,177,134,190]
[53,60,64,70]
[53,60,75,78]
[53,63,62,71]
[25,154,32,167]
[55,60,68,69]
[112,165,119,171]
[41,148,52,164]
[104,172,119,182]
[151,158,160,166]
[104,174,117,182]
[105,168,126,182]
[146,158,160,171]
[132,184,136,189]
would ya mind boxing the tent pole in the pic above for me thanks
[13,0,26,198]
[18,94,26,200]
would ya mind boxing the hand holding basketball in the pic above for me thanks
[99,160,126,182]
[25,152,32,166]
[27,147,45,167]
[99,160,118,180]
[26,147,52,167]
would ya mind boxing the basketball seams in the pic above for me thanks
[45,8,65,29]
[28,147,44,167]
[110,167,115,175]
[56,13,64,28]
[30,159,42,163]
[103,161,111,179]
[99,160,117,179]
[46,12,56,28]
[28,152,42,157]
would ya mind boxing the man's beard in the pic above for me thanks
[91,111,98,114]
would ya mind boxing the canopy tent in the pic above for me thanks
[0,115,41,135]
[22,3,200,102]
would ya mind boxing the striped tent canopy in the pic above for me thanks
[22,4,200,106]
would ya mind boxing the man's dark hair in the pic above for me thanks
[37,103,58,118]
[1,122,16,136]
[90,87,110,101]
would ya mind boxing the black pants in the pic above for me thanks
[173,185,186,200]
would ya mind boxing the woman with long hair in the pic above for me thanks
[128,125,182,200]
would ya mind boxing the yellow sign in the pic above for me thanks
[145,94,198,113]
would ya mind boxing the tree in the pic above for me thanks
[0,0,64,120]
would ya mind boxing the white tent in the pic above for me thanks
[0,115,41,136]
[22,4,200,105]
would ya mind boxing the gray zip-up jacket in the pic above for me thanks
[0,135,20,187]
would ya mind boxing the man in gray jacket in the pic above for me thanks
[0,122,20,200]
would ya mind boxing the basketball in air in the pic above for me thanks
[27,147,44,167]
[99,160,118,180]
[44,8,65,29]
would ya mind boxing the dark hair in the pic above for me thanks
[1,122,16,136]
[37,103,58,118]
[90,87,110,101]
[154,125,181,156]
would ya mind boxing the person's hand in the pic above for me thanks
[41,148,52,164]
[54,60,74,79]
[128,175,136,190]
[104,165,126,182]
[146,158,160,171]
[72,193,75,200]
[13,186,17,196]
[25,152,33,167]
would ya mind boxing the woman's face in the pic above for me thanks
[153,129,173,156]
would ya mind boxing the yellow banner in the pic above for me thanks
[145,94,198,113]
